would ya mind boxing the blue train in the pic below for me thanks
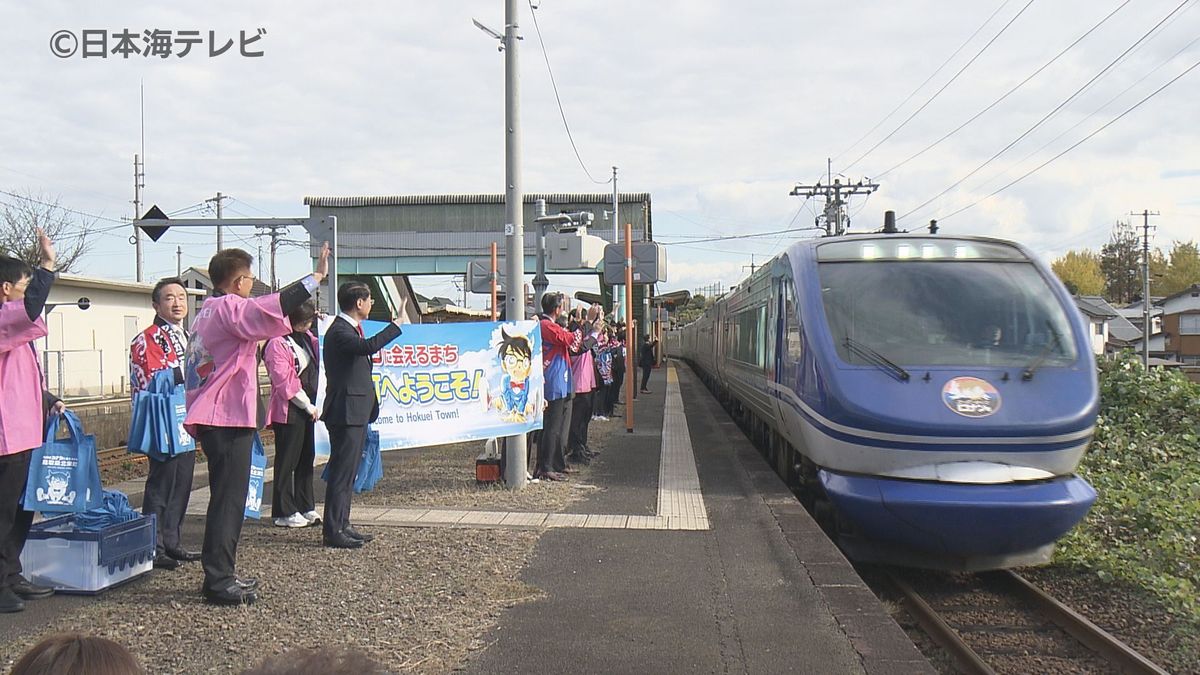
[670,232,1098,570]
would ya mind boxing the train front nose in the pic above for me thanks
[819,470,1097,564]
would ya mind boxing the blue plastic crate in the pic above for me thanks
[20,513,157,594]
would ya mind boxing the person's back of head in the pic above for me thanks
[243,647,388,675]
[10,633,145,675]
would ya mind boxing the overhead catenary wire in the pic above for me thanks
[932,54,1200,224]
[899,0,1193,222]
[875,0,1133,180]
[841,0,1039,173]
[527,0,612,185]
[831,0,1015,166]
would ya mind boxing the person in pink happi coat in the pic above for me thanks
[0,230,64,614]
[184,243,329,606]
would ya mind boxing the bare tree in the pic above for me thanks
[0,191,92,273]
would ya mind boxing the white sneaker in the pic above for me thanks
[302,510,321,525]
[274,513,308,528]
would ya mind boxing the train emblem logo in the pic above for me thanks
[942,377,1001,417]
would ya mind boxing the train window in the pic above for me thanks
[784,281,803,362]
[817,260,1078,367]
[817,238,1026,262]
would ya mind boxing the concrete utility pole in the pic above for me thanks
[132,154,144,282]
[743,255,758,275]
[1132,209,1159,369]
[176,245,182,277]
[501,0,528,489]
[206,192,227,250]
[791,158,878,236]
[612,166,620,318]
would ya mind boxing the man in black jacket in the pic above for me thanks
[320,282,405,549]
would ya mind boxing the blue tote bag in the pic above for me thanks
[24,412,103,514]
[126,390,155,455]
[322,427,383,494]
[244,433,268,519]
[158,372,196,456]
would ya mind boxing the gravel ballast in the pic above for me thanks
[1,417,625,673]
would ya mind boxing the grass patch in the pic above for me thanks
[1056,352,1200,624]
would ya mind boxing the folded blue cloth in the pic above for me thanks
[74,490,141,532]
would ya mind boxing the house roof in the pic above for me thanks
[1074,296,1119,319]
[1156,283,1200,305]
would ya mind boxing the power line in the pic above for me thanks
[841,0,1038,173]
[831,0,1014,165]
[933,54,1200,223]
[875,0,1132,180]
[526,0,611,185]
[900,0,1192,221]
[0,189,126,224]
[660,226,825,246]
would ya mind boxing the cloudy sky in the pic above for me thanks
[2,0,1197,306]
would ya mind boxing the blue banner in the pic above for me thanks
[314,319,543,454]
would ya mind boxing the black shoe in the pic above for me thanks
[202,584,257,606]
[11,576,53,599]
[323,534,363,549]
[154,554,183,570]
[165,547,201,562]
[567,453,590,466]
[236,577,259,591]
[0,587,25,613]
[343,527,374,543]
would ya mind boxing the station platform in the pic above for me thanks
[0,364,932,674]
[459,364,933,674]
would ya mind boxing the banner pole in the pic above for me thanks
[625,221,635,433]
[490,241,498,321]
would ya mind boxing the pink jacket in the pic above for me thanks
[184,293,291,432]
[263,333,317,426]
[570,337,596,394]
[0,302,48,456]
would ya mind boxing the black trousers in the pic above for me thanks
[0,450,34,590]
[594,384,610,416]
[611,363,625,405]
[640,365,653,392]
[195,425,254,593]
[537,397,569,476]
[142,450,196,555]
[568,391,593,454]
[271,410,315,518]
[323,424,366,539]
[553,397,573,472]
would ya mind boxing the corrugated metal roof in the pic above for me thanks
[304,193,651,208]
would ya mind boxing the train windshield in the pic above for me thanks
[818,261,1078,368]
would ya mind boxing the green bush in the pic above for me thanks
[1056,351,1200,619]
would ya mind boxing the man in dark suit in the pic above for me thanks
[321,281,405,549]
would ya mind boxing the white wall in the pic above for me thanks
[42,280,156,398]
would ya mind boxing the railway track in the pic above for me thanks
[95,429,275,473]
[881,567,1169,675]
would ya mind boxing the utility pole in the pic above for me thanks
[176,245,182,277]
[743,255,758,275]
[791,158,878,236]
[132,154,145,282]
[1131,209,1158,369]
[501,0,527,489]
[206,192,227,250]
[611,166,620,318]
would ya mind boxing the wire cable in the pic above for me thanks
[934,54,1200,223]
[660,226,825,246]
[0,189,126,225]
[527,0,612,185]
[900,0,1192,221]
[842,0,1038,173]
[831,0,1014,165]
[875,0,1132,180]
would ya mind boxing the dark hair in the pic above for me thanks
[242,647,387,675]
[0,255,32,286]
[497,328,532,362]
[288,299,318,327]
[337,281,371,313]
[10,633,145,675]
[540,291,562,315]
[208,249,253,289]
[151,277,186,304]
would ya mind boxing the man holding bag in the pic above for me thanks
[0,230,62,614]
[130,277,198,572]
[185,243,329,606]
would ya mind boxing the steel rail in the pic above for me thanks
[998,570,1169,675]
[885,570,996,675]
